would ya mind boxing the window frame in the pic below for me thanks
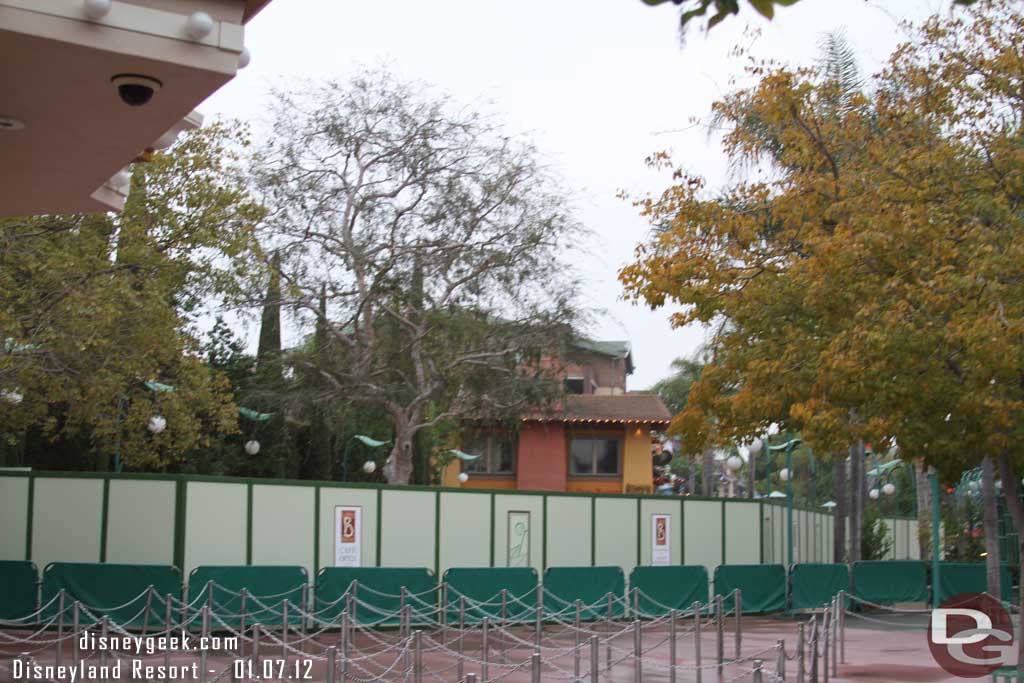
[567,431,623,477]
[462,433,517,476]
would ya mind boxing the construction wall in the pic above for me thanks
[0,471,918,582]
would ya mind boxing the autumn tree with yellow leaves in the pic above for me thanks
[622,0,1024,636]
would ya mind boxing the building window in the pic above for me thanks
[569,437,621,475]
[564,377,585,395]
[463,434,515,474]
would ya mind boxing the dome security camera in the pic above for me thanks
[111,74,162,107]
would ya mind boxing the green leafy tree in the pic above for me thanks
[0,122,265,470]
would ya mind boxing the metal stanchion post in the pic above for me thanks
[340,611,349,682]
[838,590,845,664]
[590,634,599,683]
[831,599,838,678]
[413,630,422,683]
[753,659,764,683]
[531,651,541,683]
[200,606,209,683]
[164,596,172,673]
[810,616,819,683]
[282,599,291,654]
[482,617,490,683]
[633,619,642,682]
[777,639,786,681]
[716,594,724,678]
[142,585,153,637]
[440,582,448,647]
[796,622,805,683]
[300,584,308,641]
[467,674,477,683]
[632,587,639,620]
[239,589,247,658]
[535,586,543,649]
[458,597,466,682]
[72,601,80,668]
[403,605,412,673]
[501,588,508,663]
[252,624,261,674]
[735,588,742,658]
[99,615,109,670]
[692,601,702,683]
[326,646,336,683]
[737,589,745,659]
[606,592,613,672]
[669,608,677,683]
[56,590,65,668]
[574,599,582,681]
[823,608,830,683]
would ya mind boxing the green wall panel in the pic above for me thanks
[683,500,722,579]
[595,498,637,576]
[184,481,246,573]
[252,485,314,575]
[493,495,543,572]
[639,499,681,566]
[318,487,378,570]
[106,479,175,565]
[380,490,434,569]
[0,477,28,561]
[545,496,590,568]
[33,478,102,570]
[439,492,489,572]
[724,503,759,565]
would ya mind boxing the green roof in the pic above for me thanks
[571,339,634,374]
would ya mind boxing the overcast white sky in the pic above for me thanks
[200,0,953,390]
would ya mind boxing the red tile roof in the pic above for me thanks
[527,393,672,425]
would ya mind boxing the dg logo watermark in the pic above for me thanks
[928,592,1014,677]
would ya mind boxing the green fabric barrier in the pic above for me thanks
[713,564,786,614]
[543,566,625,620]
[41,563,181,628]
[443,567,538,624]
[629,565,708,617]
[0,561,38,621]
[852,560,928,604]
[188,566,307,629]
[790,564,849,610]
[315,568,437,627]
[935,563,1013,604]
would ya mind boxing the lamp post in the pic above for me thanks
[342,435,390,482]
[769,436,802,570]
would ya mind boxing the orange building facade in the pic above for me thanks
[442,341,672,494]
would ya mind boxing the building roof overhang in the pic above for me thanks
[0,0,260,216]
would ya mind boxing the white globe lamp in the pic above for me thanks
[882,482,896,496]
[362,460,376,475]
[185,11,214,40]
[726,455,743,472]
[779,468,790,482]
[148,415,166,434]
[244,440,260,456]
[748,438,763,455]
[83,0,111,20]
[458,472,469,484]
[869,488,880,500]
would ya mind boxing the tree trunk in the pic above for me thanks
[702,448,715,497]
[834,454,847,563]
[747,446,756,498]
[688,453,697,495]
[384,432,415,485]
[848,441,864,563]
[995,451,1024,672]
[981,455,1002,599]
[915,457,931,560]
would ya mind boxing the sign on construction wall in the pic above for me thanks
[334,505,361,567]
[651,513,671,566]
